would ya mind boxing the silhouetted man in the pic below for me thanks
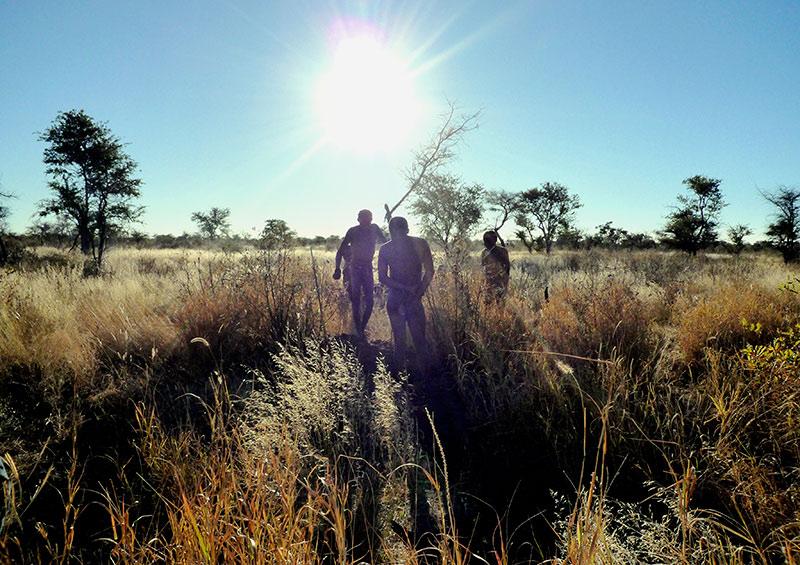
[481,230,510,299]
[378,216,434,369]
[334,209,387,338]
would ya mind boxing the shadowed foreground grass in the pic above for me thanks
[1,247,799,563]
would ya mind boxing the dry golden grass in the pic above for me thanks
[1,246,799,563]
[673,280,800,366]
[536,278,657,367]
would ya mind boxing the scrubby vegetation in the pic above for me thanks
[1,247,799,563]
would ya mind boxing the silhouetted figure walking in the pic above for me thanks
[334,209,387,339]
[378,216,434,370]
[481,230,510,300]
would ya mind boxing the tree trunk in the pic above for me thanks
[79,222,92,254]
[0,234,8,265]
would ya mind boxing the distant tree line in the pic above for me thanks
[2,108,800,270]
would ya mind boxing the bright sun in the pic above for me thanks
[317,35,418,154]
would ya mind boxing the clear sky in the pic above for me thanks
[2,1,799,240]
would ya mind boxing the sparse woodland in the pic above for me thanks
[1,246,799,563]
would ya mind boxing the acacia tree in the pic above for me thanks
[762,186,800,263]
[38,109,143,270]
[191,207,231,240]
[27,217,72,247]
[589,221,629,249]
[409,173,484,257]
[260,219,296,250]
[727,224,752,255]
[621,232,657,249]
[484,189,519,246]
[662,175,725,255]
[514,182,581,254]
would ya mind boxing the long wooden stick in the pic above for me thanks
[503,349,616,365]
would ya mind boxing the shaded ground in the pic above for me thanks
[339,333,563,561]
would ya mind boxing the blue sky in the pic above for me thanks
[2,1,799,240]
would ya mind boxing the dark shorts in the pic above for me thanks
[386,288,424,318]
[347,262,374,300]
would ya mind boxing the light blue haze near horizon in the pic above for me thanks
[2,1,799,241]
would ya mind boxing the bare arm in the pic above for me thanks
[377,247,391,287]
[500,247,511,275]
[334,230,352,271]
[374,224,388,244]
[415,240,434,299]
[378,246,416,292]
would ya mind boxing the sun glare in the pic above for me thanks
[317,34,418,154]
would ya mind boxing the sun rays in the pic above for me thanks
[273,5,516,183]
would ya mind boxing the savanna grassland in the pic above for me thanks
[1,246,799,563]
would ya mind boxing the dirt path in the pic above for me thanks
[338,334,470,552]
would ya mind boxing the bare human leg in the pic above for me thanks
[388,310,408,368]
[406,301,429,373]
[360,287,374,336]
[350,285,362,336]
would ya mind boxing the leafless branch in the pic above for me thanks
[384,101,480,222]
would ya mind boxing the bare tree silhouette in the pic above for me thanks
[384,101,480,223]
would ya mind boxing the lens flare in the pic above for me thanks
[317,31,419,154]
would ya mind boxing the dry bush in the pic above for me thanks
[244,339,412,463]
[536,278,657,369]
[103,339,425,564]
[550,482,768,564]
[118,248,353,379]
[107,399,331,564]
[698,348,800,556]
[0,253,185,417]
[673,281,798,367]
[0,268,96,382]
[423,260,562,424]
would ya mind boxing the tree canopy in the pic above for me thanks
[514,182,581,254]
[484,189,518,246]
[0,186,13,265]
[259,219,297,250]
[38,109,143,271]
[726,224,752,255]
[191,207,231,240]
[662,175,725,255]
[409,173,484,257]
[385,102,479,222]
[762,186,800,263]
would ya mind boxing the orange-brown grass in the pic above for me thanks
[104,341,477,564]
[697,347,800,556]
[673,280,800,366]
[536,277,657,369]
[107,397,335,563]
[2,246,800,563]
